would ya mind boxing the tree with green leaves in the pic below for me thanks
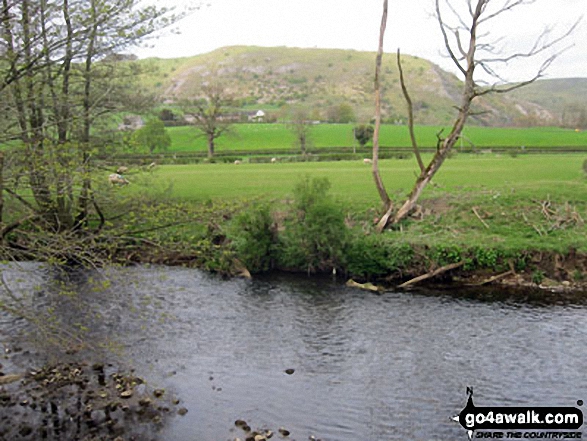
[287,106,314,155]
[354,124,374,148]
[183,81,233,158]
[0,0,182,260]
[131,119,172,154]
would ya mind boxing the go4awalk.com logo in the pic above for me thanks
[452,388,583,440]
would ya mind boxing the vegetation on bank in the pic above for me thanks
[91,154,587,289]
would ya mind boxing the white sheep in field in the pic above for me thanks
[116,166,128,174]
[363,158,373,164]
[271,157,278,163]
[234,160,242,165]
[109,173,130,186]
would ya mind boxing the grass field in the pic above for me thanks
[142,153,586,204]
[166,124,587,153]
[129,153,586,253]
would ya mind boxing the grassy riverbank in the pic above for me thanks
[113,153,587,290]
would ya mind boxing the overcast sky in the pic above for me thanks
[134,0,586,82]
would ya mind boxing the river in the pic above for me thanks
[1,263,586,440]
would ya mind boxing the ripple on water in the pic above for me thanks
[1,265,586,440]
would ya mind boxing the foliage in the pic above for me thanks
[277,177,348,273]
[131,119,172,153]
[227,203,276,273]
[346,234,413,279]
[531,270,545,285]
[327,103,356,123]
[286,107,314,154]
[354,124,375,147]
[180,81,233,158]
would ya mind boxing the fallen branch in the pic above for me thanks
[397,261,464,289]
[472,206,489,229]
[467,269,514,286]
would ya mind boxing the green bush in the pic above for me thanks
[228,203,276,273]
[346,234,413,279]
[277,176,348,273]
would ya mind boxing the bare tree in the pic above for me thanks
[371,0,392,209]
[375,0,579,231]
[287,106,314,155]
[185,81,233,158]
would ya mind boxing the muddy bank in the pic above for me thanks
[122,244,587,295]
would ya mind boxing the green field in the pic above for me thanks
[166,124,587,153]
[128,153,586,254]
[144,153,585,205]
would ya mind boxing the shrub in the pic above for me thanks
[228,203,276,273]
[346,234,413,279]
[277,176,348,273]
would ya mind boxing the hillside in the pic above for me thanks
[510,78,587,128]
[134,46,584,127]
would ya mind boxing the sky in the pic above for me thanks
[134,0,586,83]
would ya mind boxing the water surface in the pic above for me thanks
[1,264,586,440]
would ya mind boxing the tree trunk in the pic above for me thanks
[397,49,424,173]
[207,135,215,158]
[76,0,98,229]
[391,83,475,226]
[372,0,391,209]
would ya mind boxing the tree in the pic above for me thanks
[185,82,233,158]
[131,119,171,154]
[354,124,375,148]
[373,0,578,231]
[287,106,314,155]
[327,102,356,123]
[0,0,181,258]
[371,0,392,209]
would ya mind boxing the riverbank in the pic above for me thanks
[109,174,587,295]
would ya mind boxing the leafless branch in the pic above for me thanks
[397,49,425,172]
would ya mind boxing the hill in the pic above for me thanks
[134,46,585,127]
[510,78,587,128]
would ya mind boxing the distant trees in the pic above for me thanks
[327,103,356,123]
[287,107,314,154]
[131,119,172,153]
[354,125,374,148]
[372,0,578,231]
[183,82,234,158]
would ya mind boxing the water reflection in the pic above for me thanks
[1,265,586,440]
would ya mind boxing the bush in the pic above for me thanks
[277,176,348,273]
[346,234,413,279]
[228,203,276,273]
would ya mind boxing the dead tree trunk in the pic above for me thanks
[375,0,575,231]
[397,49,424,173]
[371,0,391,209]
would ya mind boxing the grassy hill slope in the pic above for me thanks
[135,46,585,127]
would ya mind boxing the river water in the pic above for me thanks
[1,263,586,440]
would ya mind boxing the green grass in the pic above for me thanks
[166,124,587,152]
[141,153,584,203]
[119,153,587,271]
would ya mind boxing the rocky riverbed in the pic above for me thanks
[0,349,186,441]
